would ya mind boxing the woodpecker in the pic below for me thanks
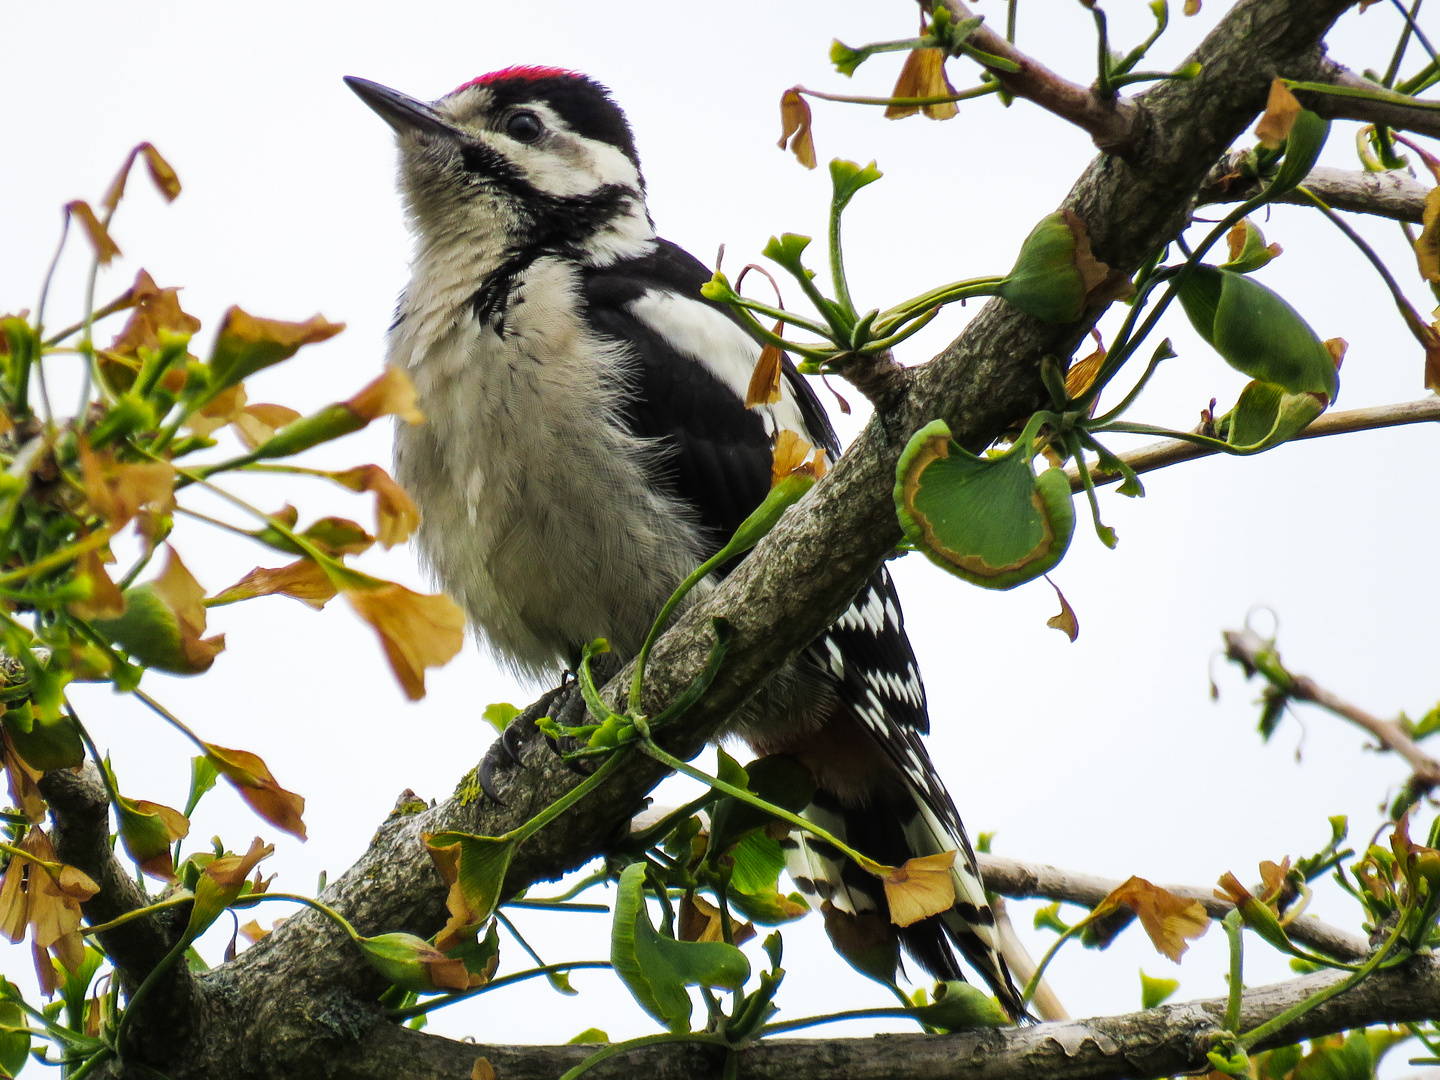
[347,68,1027,1018]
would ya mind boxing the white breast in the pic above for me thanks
[389,255,704,681]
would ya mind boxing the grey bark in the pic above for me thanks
[40,1,1409,1076]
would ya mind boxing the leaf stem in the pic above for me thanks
[1222,910,1245,1032]
[639,740,888,879]
[384,961,615,1021]
[556,1032,729,1080]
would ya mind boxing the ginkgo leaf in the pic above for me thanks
[886,49,958,120]
[187,838,273,936]
[344,581,466,701]
[93,547,224,674]
[610,863,750,1032]
[882,851,957,927]
[204,744,306,840]
[68,548,126,622]
[209,560,338,611]
[326,465,421,548]
[1096,876,1210,962]
[896,420,1075,590]
[207,308,344,394]
[358,932,475,992]
[78,442,175,530]
[1254,79,1302,149]
[424,831,517,944]
[746,328,786,407]
[777,88,817,169]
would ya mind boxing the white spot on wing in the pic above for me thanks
[627,290,810,440]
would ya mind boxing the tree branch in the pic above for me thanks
[1300,62,1440,141]
[316,955,1440,1080]
[1197,154,1432,222]
[937,0,1139,152]
[1223,625,1440,791]
[39,763,204,1049]
[976,852,1369,962]
[1069,398,1440,491]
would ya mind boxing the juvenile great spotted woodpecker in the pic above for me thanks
[347,67,1031,1018]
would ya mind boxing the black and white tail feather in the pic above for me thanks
[349,66,1047,1023]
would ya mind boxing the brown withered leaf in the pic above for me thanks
[205,837,275,893]
[1392,296,1440,391]
[346,366,424,425]
[1062,210,1133,306]
[151,547,226,671]
[746,326,786,407]
[102,142,181,212]
[233,403,302,450]
[472,1059,497,1080]
[1258,857,1291,902]
[1045,577,1079,642]
[1065,334,1106,399]
[19,828,88,979]
[328,465,421,549]
[778,88,817,170]
[1255,79,1303,150]
[1098,876,1210,962]
[678,893,756,946]
[204,745,306,840]
[345,583,466,701]
[239,918,270,944]
[882,850,957,927]
[2,730,46,823]
[106,269,202,360]
[887,49,958,121]
[1184,0,1201,12]
[0,850,25,943]
[66,201,120,265]
[1324,338,1348,369]
[211,559,338,611]
[187,384,248,438]
[79,442,176,530]
[1416,188,1440,283]
[68,548,126,622]
[771,429,827,486]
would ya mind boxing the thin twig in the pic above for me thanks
[1068,397,1440,491]
[1222,626,1440,791]
[977,852,1369,962]
[1196,155,1432,223]
[935,0,1138,151]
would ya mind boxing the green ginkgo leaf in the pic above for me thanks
[610,863,751,1032]
[1177,266,1338,399]
[1217,380,1326,453]
[895,420,1075,590]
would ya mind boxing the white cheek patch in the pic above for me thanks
[504,103,643,197]
[627,291,811,442]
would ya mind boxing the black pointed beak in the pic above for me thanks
[345,76,459,138]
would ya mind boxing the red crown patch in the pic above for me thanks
[450,66,580,95]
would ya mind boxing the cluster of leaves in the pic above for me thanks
[0,145,467,1073]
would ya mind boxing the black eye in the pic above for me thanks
[506,111,543,143]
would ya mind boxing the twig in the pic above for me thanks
[1222,626,1440,791]
[1196,155,1432,223]
[1301,61,1440,140]
[935,0,1139,152]
[977,852,1369,962]
[1067,397,1440,491]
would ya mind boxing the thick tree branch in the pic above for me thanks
[74,1,1373,1075]
[1068,398,1440,491]
[1197,154,1432,222]
[1223,625,1440,791]
[316,955,1440,1080]
[939,0,1139,152]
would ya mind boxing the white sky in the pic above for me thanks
[2,1,1437,1073]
